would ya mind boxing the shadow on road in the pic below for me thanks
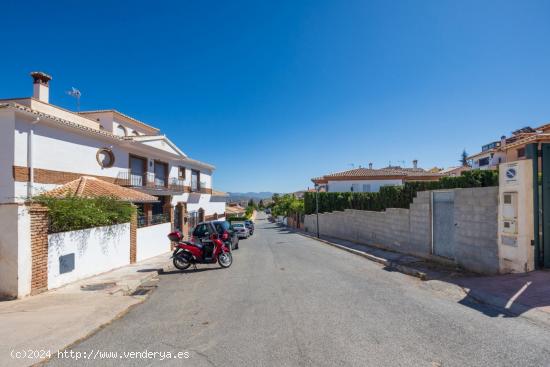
[159,267,225,275]
[271,222,550,320]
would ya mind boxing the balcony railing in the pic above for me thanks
[190,181,209,193]
[116,170,185,192]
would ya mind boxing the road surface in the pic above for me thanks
[48,213,550,366]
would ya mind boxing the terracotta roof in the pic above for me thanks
[312,167,441,182]
[226,205,246,214]
[44,176,158,203]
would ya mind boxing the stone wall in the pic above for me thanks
[304,187,499,274]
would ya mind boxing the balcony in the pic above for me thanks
[189,181,211,194]
[116,170,185,193]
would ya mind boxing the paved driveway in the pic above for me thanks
[47,213,550,366]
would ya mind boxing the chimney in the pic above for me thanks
[500,135,506,147]
[30,71,52,103]
[368,162,373,169]
[413,159,418,169]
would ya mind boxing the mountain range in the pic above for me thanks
[227,192,274,202]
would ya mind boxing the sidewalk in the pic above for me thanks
[288,226,550,326]
[0,253,170,367]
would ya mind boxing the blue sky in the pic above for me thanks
[2,0,550,193]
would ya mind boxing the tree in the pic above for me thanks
[460,149,470,167]
[271,194,304,217]
[248,198,255,208]
[258,199,264,209]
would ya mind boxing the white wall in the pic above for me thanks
[136,222,172,262]
[47,223,130,290]
[0,110,15,203]
[327,179,403,193]
[183,193,226,216]
[17,205,32,297]
[0,204,31,298]
[0,205,21,297]
[498,160,534,273]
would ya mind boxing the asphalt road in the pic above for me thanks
[48,213,550,366]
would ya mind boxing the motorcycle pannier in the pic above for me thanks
[167,231,182,242]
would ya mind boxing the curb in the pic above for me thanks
[295,230,427,280]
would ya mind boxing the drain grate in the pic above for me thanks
[131,288,151,296]
[130,285,157,296]
[81,282,117,291]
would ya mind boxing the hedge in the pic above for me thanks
[35,195,136,233]
[304,169,498,215]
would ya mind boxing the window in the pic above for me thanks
[351,184,359,192]
[517,148,526,158]
[96,148,115,168]
[178,166,186,179]
[129,155,146,186]
[191,170,200,192]
[154,161,167,187]
[362,184,371,192]
[193,223,210,238]
[478,157,490,166]
[115,124,127,136]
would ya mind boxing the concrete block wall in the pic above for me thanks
[453,187,499,274]
[304,187,499,274]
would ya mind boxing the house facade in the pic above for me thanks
[0,72,229,298]
[0,72,226,234]
[467,127,541,169]
[311,161,441,193]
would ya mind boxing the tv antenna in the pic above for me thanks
[66,87,82,111]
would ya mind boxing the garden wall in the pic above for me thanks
[304,187,499,274]
[47,223,130,289]
[136,222,172,262]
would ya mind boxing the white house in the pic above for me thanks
[0,72,227,298]
[311,161,441,193]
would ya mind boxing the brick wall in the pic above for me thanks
[29,204,49,294]
[130,211,137,263]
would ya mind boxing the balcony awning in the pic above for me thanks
[43,176,159,203]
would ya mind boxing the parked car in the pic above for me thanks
[244,220,254,235]
[192,220,239,250]
[231,222,250,239]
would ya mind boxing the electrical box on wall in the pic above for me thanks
[502,192,518,235]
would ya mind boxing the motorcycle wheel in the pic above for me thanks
[218,252,233,268]
[173,255,191,270]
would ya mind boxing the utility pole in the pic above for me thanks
[315,183,320,238]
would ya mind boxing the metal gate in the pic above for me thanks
[528,143,550,268]
[432,191,455,259]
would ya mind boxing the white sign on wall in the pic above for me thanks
[503,162,519,186]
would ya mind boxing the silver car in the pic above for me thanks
[232,222,250,238]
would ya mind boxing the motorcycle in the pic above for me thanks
[168,231,233,270]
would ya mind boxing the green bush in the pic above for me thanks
[35,195,136,233]
[304,169,498,215]
[227,215,250,222]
